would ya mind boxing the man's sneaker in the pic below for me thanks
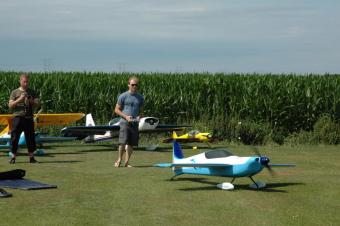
[29,157,39,163]
[8,158,16,164]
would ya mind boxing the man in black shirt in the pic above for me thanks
[8,74,40,164]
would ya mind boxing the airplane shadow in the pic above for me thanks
[235,182,305,193]
[170,177,304,193]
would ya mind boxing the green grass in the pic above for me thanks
[0,142,339,226]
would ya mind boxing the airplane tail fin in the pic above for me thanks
[172,131,178,139]
[172,141,184,162]
[86,114,95,126]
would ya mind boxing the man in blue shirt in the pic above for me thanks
[114,76,144,167]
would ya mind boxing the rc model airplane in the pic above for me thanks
[162,130,220,145]
[61,114,191,143]
[0,113,84,152]
[155,142,295,190]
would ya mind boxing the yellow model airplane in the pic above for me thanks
[0,113,85,134]
[162,130,220,144]
[0,113,85,150]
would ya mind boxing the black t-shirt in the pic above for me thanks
[9,88,38,117]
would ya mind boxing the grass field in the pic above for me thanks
[0,142,339,226]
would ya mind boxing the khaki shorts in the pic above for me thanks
[118,123,139,146]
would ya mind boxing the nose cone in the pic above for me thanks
[260,156,270,166]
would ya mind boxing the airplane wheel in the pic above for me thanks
[217,182,234,190]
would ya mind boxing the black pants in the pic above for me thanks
[10,117,36,154]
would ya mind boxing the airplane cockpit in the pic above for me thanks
[205,149,234,159]
[188,130,200,137]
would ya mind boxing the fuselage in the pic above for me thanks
[173,153,265,178]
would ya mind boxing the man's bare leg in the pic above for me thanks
[124,145,133,167]
[115,144,125,167]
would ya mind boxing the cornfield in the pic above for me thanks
[1,71,339,139]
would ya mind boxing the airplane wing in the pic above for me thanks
[0,115,13,126]
[140,124,191,133]
[34,113,85,126]
[162,138,201,143]
[154,163,173,168]
[61,125,120,138]
[37,136,78,143]
[61,124,190,138]
[0,113,85,132]
[268,164,296,167]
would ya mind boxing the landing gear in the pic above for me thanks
[170,173,182,180]
[249,176,266,189]
[217,182,234,190]
[217,178,236,190]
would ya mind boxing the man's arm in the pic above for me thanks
[115,104,132,122]
[8,93,25,109]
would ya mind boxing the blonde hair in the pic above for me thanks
[20,73,29,80]
[128,76,139,84]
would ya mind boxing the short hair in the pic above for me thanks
[128,76,139,84]
[20,73,29,80]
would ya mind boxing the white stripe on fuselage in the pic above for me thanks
[173,152,251,165]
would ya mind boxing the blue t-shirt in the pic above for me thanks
[117,91,144,123]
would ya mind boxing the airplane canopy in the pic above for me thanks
[205,149,234,159]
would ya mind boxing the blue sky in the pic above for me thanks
[0,0,339,73]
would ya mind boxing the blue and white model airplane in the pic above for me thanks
[155,142,295,190]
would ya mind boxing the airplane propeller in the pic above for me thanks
[251,147,276,176]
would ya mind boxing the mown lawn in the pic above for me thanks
[0,142,339,226]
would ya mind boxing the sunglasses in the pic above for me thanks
[130,84,138,87]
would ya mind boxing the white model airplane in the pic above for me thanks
[61,114,190,143]
[155,142,296,190]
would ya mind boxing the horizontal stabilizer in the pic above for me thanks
[268,163,296,167]
[154,163,172,168]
